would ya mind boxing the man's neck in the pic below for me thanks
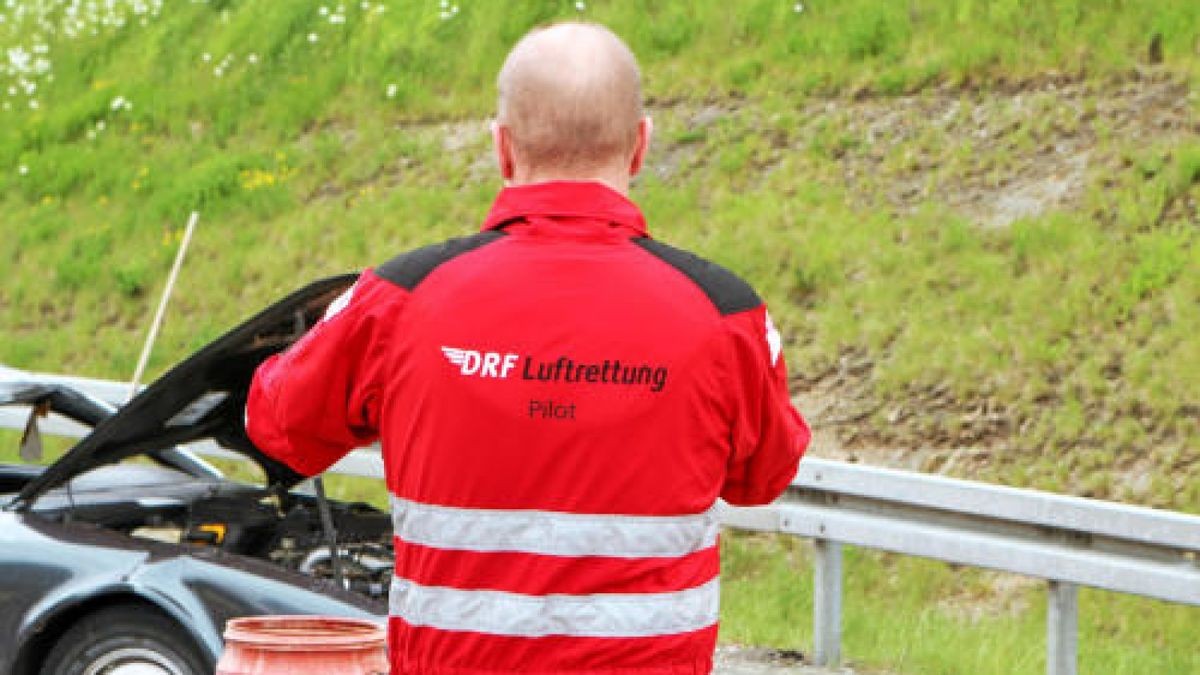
[508,171,629,196]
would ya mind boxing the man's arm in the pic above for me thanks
[721,306,811,506]
[246,271,398,477]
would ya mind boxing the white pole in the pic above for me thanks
[1047,580,1078,675]
[128,211,200,401]
[813,538,843,666]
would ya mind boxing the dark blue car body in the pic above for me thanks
[0,275,389,674]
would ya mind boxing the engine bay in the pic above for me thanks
[9,465,395,601]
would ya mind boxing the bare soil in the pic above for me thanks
[763,72,1198,472]
[715,645,883,675]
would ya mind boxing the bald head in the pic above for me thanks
[497,23,645,177]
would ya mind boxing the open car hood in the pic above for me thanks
[12,274,357,509]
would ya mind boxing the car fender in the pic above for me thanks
[5,525,152,675]
[9,542,385,674]
[125,549,387,662]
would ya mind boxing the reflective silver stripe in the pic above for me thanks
[390,495,719,558]
[390,576,719,638]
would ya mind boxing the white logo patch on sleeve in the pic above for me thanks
[322,284,356,322]
[765,311,782,366]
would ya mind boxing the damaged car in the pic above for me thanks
[0,274,394,675]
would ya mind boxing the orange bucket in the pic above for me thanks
[216,615,388,674]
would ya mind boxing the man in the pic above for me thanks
[247,22,809,675]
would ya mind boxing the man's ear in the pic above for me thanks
[629,116,653,177]
[491,121,516,182]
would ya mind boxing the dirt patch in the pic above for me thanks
[715,645,884,675]
[648,71,1195,229]
[750,72,1196,472]
[786,337,1024,470]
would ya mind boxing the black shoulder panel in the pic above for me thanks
[633,237,762,315]
[375,231,506,290]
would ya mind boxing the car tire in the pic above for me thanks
[39,604,209,675]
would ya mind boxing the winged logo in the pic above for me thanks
[441,347,470,368]
[441,346,519,378]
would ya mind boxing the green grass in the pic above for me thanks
[2,1,1199,673]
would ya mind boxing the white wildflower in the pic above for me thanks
[247,53,259,64]
[18,165,28,175]
[575,1,585,10]
[307,32,319,43]
[7,46,30,71]
[385,83,398,98]
[793,3,804,12]
[202,52,212,62]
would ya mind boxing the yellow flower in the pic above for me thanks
[240,168,286,191]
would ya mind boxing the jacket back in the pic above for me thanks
[247,181,810,675]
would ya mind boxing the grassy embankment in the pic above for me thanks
[1,2,1198,673]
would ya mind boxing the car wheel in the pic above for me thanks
[39,604,209,675]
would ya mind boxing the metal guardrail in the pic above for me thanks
[722,461,1200,673]
[3,370,1198,675]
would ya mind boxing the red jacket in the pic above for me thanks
[247,181,810,675]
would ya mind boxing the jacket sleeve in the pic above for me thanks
[720,305,811,506]
[245,271,398,477]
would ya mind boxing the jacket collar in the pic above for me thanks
[481,181,649,237]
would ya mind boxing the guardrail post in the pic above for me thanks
[1047,580,1078,675]
[813,538,842,666]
